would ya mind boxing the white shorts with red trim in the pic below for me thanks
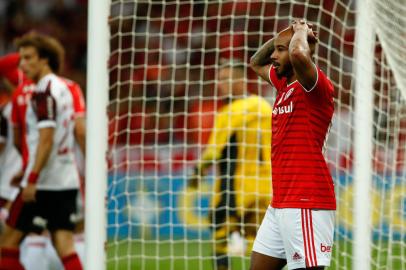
[252,206,335,269]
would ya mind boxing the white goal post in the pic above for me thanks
[86,1,406,270]
[85,0,110,270]
[353,0,375,269]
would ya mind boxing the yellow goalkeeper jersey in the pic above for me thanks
[197,95,272,214]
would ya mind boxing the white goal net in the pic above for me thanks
[103,0,406,269]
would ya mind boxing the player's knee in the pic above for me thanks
[51,230,75,258]
[0,225,24,248]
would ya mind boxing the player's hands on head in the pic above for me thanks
[292,19,318,43]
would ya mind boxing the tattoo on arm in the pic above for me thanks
[250,37,275,66]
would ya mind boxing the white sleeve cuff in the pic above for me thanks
[38,120,56,129]
[268,65,276,88]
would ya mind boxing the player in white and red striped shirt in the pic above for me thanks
[0,51,86,270]
[10,74,86,270]
[0,33,83,270]
[249,19,336,270]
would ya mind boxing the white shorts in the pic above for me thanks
[252,206,335,269]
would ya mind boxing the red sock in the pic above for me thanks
[62,253,83,270]
[0,248,25,270]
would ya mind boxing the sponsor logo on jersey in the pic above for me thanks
[276,88,295,106]
[17,93,32,106]
[320,243,332,252]
[273,101,293,116]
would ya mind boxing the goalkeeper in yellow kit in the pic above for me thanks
[189,59,272,270]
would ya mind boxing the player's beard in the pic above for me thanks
[276,62,294,80]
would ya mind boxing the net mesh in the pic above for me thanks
[106,1,406,269]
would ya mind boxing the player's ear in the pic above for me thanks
[38,56,48,67]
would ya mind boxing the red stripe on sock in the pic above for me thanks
[62,253,83,270]
[0,248,25,270]
[0,247,19,258]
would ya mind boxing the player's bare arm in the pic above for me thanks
[2,78,16,93]
[250,37,276,83]
[12,126,22,154]
[289,19,318,90]
[22,127,54,202]
[74,117,86,156]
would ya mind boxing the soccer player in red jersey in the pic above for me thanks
[0,33,83,270]
[0,53,24,211]
[249,19,336,270]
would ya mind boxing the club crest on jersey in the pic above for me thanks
[276,88,295,105]
[285,88,295,99]
[273,101,293,116]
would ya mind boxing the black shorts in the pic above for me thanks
[7,189,78,233]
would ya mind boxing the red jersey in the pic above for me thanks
[0,53,24,86]
[11,81,34,168]
[268,65,336,210]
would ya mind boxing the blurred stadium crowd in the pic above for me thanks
[0,0,87,89]
[1,0,404,174]
[107,0,356,146]
[0,0,354,146]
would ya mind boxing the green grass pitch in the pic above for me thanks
[107,240,404,270]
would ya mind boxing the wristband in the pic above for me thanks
[28,172,39,184]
